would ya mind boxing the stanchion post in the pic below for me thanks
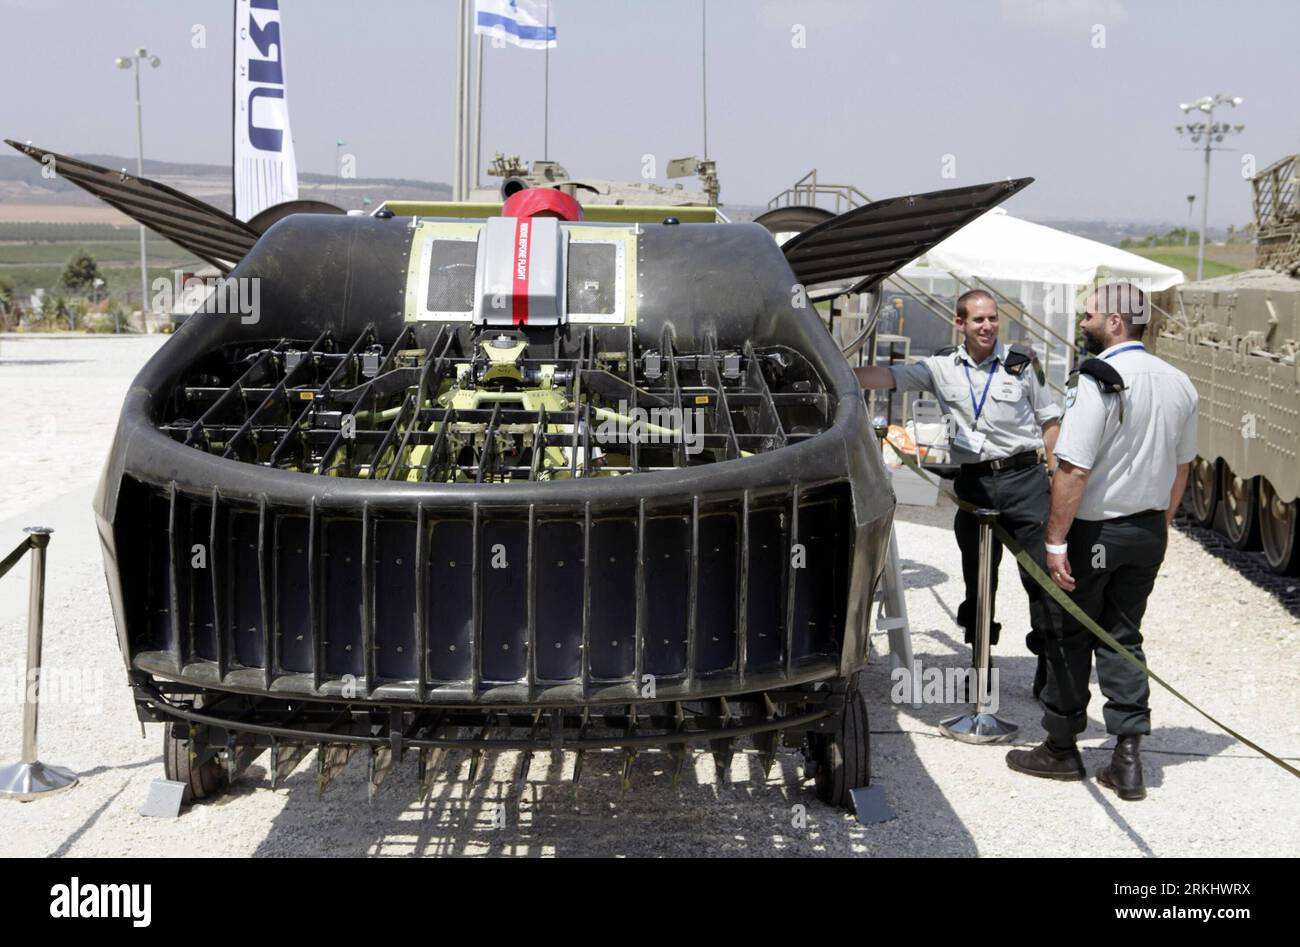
[973,509,997,713]
[0,527,79,800]
[940,508,1020,744]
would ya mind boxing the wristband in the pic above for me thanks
[1045,542,1068,554]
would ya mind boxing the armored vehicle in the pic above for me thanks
[9,139,1027,807]
[1157,154,1300,573]
[472,152,720,209]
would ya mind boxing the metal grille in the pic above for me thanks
[118,475,853,700]
[1253,154,1300,274]
[131,327,856,703]
[158,325,831,481]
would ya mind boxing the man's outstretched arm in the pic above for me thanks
[855,365,897,390]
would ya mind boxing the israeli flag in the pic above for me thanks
[475,0,557,50]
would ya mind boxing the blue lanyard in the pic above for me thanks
[1102,343,1145,360]
[962,360,997,423]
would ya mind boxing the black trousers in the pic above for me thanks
[1040,511,1167,744]
[952,463,1051,653]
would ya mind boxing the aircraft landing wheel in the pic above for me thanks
[1187,457,1219,527]
[1221,464,1261,550]
[806,673,870,810]
[163,721,228,804]
[1258,479,1300,575]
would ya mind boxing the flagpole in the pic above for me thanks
[543,0,550,160]
[701,0,708,159]
[462,7,473,199]
[231,0,238,218]
[473,32,484,192]
[453,0,467,201]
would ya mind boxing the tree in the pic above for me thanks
[0,273,13,328]
[60,248,103,295]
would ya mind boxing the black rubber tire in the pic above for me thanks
[753,206,835,246]
[162,722,228,804]
[1258,478,1300,575]
[1187,456,1219,528]
[811,675,870,809]
[1221,465,1261,551]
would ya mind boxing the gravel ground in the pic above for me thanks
[1,335,1297,857]
[0,334,167,522]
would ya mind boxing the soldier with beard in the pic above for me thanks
[1006,282,1198,801]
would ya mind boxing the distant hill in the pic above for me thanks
[1030,217,1234,247]
[0,149,1245,243]
[0,151,451,214]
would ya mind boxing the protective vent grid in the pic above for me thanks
[157,324,833,483]
[425,240,477,313]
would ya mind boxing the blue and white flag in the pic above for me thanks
[475,0,557,50]
[233,0,299,220]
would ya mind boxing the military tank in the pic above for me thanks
[8,138,1027,807]
[472,152,720,209]
[1157,154,1300,573]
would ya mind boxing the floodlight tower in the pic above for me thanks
[1175,95,1244,281]
[115,48,162,322]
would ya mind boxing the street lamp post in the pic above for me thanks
[115,48,161,329]
[1175,94,1244,282]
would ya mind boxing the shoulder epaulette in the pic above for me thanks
[1070,358,1127,421]
[934,345,958,357]
[1002,344,1044,383]
[1077,357,1125,394]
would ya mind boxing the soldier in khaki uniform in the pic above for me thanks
[857,290,1061,692]
[1006,283,1198,801]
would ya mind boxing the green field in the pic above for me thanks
[0,222,201,307]
[1128,244,1255,282]
[0,238,194,265]
[1,264,199,304]
[0,222,134,242]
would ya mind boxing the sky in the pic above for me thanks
[1,0,1297,226]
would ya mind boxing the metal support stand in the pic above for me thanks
[877,529,916,680]
[872,423,917,703]
[0,527,78,800]
[940,509,1019,744]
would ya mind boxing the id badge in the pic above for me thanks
[952,427,987,455]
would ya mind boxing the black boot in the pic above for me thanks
[1005,740,1085,781]
[1097,736,1146,801]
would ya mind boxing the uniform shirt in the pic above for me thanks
[889,340,1063,465]
[1054,341,1199,521]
